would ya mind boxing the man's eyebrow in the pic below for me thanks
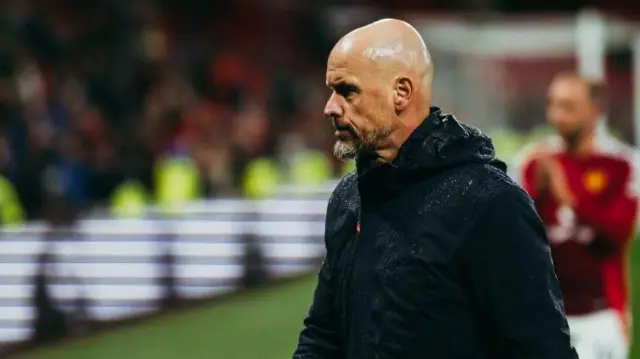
[327,78,358,89]
[326,76,343,87]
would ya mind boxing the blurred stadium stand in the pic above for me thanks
[1,0,640,357]
[0,1,638,220]
[0,193,333,350]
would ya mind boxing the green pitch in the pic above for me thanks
[10,276,317,359]
[9,239,640,359]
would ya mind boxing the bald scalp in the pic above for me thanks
[330,18,433,89]
[324,18,435,162]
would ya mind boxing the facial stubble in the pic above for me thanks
[332,124,394,161]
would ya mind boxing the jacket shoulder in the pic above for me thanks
[420,163,531,223]
[324,172,359,250]
[594,133,640,202]
[465,163,533,210]
[328,171,358,209]
[325,172,359,228]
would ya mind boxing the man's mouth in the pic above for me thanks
[332,119,350,131]
[332,120,356,140]
[335,130,355,143]
[334,126,352,137]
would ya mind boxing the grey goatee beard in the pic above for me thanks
[333,126,393,161]
[333,141,358,160]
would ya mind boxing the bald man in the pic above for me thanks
[292,19,577,359]
[512,72,639,359]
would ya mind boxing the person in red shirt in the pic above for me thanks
[512,72,639,359]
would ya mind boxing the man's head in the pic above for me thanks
[324,18,434,161]
[546,72,606,147]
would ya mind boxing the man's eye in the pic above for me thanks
[336,85,357,98]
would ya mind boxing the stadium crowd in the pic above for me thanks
[1,0,637,223]
[0,0,352,221]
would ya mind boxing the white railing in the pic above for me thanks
[0,185,336,346]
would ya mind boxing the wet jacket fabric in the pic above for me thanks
[292,107,578,359]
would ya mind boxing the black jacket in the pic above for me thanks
[293,108,578,359]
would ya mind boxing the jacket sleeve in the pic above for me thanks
[292,202,343,359]
[463,187,578,359]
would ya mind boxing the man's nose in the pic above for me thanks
[324,93,344,119]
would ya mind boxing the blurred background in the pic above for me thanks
[0,0,639,358]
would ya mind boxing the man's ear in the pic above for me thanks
[394,77,412,111]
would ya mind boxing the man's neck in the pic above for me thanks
[374,123,419,163]
[565,130,595,157]
[374,109,430,163]
[375,147,400,163]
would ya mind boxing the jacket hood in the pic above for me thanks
[357,107,506,176]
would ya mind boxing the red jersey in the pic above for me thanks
[512,131,639,319]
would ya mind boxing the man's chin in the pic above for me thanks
[333,141,358,161]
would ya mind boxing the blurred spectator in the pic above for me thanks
[2,0,633,221]
[0,0,342,219]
